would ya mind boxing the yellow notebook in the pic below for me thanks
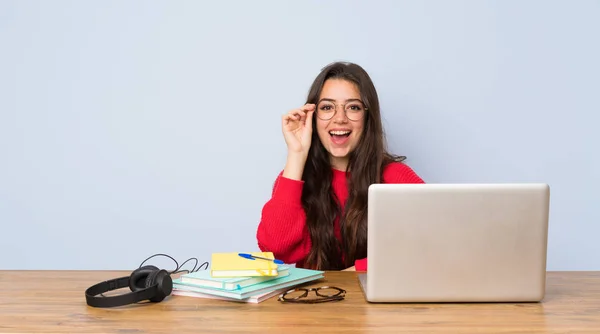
[210,252,279,277]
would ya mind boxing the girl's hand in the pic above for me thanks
[281,103,316,156]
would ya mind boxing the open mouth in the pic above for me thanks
[329,130,352,145]
[329,130,351,138]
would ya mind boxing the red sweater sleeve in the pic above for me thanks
[353,162,425,271]
[256,173,311,265]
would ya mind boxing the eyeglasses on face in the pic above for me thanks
[316,100,367,121]
[277,286,346,303]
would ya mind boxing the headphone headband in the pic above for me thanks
[85,276,159,308]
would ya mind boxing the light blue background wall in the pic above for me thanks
[1,0,598,270]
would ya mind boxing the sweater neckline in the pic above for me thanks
[332,168,349,179]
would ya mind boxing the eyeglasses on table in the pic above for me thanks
[278,286,346,303]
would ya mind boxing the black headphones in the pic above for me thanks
[85,254,208,308]
[85,265,173,308]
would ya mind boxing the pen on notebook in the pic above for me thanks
[238,253,284,264]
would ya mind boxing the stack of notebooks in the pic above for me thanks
[171,252,324,303]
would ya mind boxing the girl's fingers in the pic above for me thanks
[283,106,312,128]
[301,103,316,112]
[305,110,314,132]
[290,109,306,122]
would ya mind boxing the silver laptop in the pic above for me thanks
[358,183,550,303]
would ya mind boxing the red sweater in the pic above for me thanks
[256,162,424,271]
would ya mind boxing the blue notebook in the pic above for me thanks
[180,265,290,290]
[173,267,324,300]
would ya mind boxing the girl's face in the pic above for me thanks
[315,79,366,170]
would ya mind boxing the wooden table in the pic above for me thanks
[1,271,599,333]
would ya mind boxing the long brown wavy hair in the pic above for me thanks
[301,62,406,270]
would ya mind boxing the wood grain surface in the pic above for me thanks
[1,270,599,333]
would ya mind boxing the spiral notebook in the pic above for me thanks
[172,287,289,304]
[210,252,280,277]
[181,265,290,290]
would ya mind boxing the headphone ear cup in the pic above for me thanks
[147,269,172,302]
[145,269,160,288]
[129,265,160,292]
